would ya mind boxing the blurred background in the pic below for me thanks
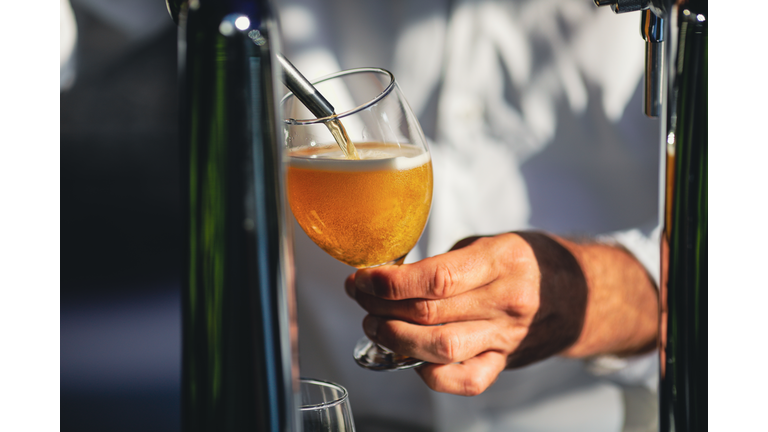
[60,0,182,430]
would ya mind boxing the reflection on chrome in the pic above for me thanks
[219,14,251,36]
[235,16,250,30]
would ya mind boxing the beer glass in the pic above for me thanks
[300,378,356,432]
[282,68,433,370]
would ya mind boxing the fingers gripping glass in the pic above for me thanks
[282,68,433,371]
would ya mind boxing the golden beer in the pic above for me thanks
[287,142,433,268]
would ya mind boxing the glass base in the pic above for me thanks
[353,337,425,371]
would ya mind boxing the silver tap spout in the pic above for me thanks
[276,54,336,119]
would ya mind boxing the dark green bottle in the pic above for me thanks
[173,1,299,431]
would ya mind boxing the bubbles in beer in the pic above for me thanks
[287,142,432,268]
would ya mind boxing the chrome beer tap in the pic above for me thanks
[593,1,707,431]
[641,9,664,117]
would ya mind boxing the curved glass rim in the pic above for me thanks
[281,67,396,125]
[299,377,350,411]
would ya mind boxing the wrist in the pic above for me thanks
[550,235,659,359]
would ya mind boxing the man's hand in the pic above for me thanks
[344,232,658,396]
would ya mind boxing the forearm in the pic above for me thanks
[553,235,659,359]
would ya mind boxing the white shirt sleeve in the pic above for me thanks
[61,0,77,91]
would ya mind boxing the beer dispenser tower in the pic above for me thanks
[169,0,300,431]
[594,1,707,431]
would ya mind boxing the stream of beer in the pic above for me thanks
[325,117,360,159]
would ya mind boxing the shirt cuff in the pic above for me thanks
[597,225,661,289]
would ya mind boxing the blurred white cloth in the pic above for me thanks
[279,1,661,431]
[60,0,77,90]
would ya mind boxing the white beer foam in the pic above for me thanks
[289,144,430,172]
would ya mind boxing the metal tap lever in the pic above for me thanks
[594,0,662,118]
[641,9,664,117]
